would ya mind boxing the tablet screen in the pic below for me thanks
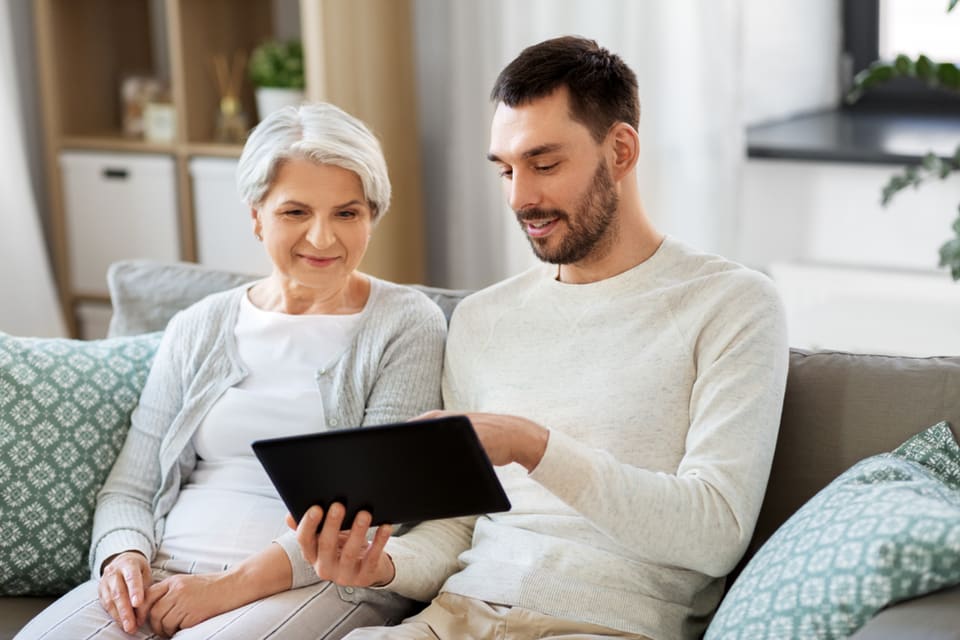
[252,415,511,529]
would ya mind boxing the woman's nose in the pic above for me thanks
[306,217,335,248]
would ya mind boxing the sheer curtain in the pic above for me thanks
[0,1,65,337]
[415,0,743,289]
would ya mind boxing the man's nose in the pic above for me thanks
[508,171,540,213]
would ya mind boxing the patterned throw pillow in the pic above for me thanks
[706,421,960,640]
[0,332,161,595]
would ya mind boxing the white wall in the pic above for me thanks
[740,0,842,126]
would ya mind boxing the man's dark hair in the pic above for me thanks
[490,36,640,142]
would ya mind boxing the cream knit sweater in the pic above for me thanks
[385,237,789,639]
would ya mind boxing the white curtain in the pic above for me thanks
[415,0,744,289]
[0,1,65,337]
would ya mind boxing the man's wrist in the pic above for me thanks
[517,421,549,472]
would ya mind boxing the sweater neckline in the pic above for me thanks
[541,235,675,295]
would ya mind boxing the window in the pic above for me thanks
[844,0,960,111]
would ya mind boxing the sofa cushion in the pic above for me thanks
[0,332,161,595]
[106,260,471,337]
[706,422,960,640]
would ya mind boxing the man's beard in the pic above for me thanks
[515,161,619,265]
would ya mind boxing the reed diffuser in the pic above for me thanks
[212,50,249,144]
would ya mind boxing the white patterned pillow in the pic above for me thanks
[706,421,960,640]
[0,332,161,595]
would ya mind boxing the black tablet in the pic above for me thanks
[251,415,511,530]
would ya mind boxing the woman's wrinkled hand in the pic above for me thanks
[98,551,152,634]
[288,503,396,588]
[142,573,232,637]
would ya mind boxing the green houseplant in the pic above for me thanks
[248,40,305,120]
[847,0,960,279]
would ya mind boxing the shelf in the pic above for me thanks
[184,142,244,158]
[60,134,176,155]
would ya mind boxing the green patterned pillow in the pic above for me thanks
[706,421,960,640]
[0,331,161,595]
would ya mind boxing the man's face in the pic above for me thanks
[487,87,619,265]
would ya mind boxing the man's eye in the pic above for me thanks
[535,163,558,173]
[498,168,513,179]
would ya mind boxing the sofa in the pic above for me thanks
[2,259,959,639]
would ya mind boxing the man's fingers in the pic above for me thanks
[360,523,393,582]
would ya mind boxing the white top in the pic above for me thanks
[384,237,790,639]
[160,293,363,567]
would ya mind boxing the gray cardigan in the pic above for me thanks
[90,277,446,593]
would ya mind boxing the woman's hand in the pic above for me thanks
[98,551,152,634]
[289,503,396,587]
[143,573,232,637]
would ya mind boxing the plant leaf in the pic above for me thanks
[949,0,958,12]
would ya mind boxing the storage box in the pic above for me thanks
[59,151,179,295]
[189,157,271,275]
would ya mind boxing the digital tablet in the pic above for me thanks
[252,415,511,530]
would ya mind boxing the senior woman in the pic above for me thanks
[17,103,446,639]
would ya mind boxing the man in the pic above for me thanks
[292,36,789,640]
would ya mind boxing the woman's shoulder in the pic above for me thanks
[365,276,447,330]
[165,284,248,336]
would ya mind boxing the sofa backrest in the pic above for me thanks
[107,260,960,570]
[106,260,471,335]
[745,349,960,565]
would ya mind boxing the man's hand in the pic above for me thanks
[143,573,233,637]
[98,550,152,634]
[288,504,396,587]
[418,410,549,472]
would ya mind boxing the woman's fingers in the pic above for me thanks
[315,503,347,577]
[337,511,373,574]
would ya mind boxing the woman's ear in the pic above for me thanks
[607,122,640,181]
[251,209,263,241]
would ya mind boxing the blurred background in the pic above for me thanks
[2,0,959,356]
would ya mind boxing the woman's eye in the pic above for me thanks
[283,209,306,217]
[336,210,357,219]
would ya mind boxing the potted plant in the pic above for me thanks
[847,0,960,279]
[249,39,306,120]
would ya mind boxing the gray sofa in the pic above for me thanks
[3,260,959,639]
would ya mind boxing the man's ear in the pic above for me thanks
[607,122,640,181]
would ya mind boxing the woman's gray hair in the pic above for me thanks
[236,102,391,222]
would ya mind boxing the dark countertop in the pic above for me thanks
[746,109,960,165]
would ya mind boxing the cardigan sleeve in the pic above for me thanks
[89,314,189,578]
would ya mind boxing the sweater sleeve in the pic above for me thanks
[529,275,789,577]
[89,316,188,578]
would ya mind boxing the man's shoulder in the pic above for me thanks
[664,239,778,301]
[451,265,546,321]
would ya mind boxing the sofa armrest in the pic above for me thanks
[849,584,960,640]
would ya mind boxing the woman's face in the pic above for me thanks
[253,159,374,291]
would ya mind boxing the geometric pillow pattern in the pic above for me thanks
[706,422,960,640]
[0,332,160,595]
